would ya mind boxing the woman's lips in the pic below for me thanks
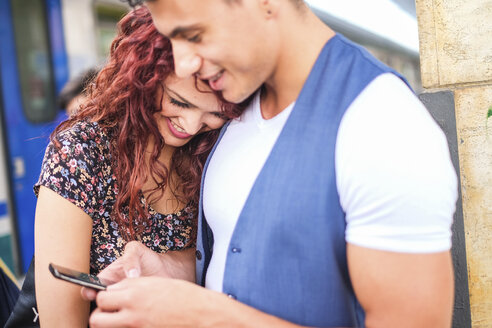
[166,118,192,139]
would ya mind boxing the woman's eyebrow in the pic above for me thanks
[165,87,197,108]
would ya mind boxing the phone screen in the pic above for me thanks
[49,263,109,291]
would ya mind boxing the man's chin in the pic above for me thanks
[221,88,255,104]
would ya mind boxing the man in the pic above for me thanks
[84,0,458,327]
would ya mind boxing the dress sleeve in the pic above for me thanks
[34,127,102,219]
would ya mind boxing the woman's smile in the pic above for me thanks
[166,117,192,139]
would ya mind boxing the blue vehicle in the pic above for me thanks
[0,0,68,274]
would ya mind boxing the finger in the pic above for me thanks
[124,240,147,254]
[122,242,148,276]
[95,290,124,312]
[96,260,128,284]
[97,258,139,283]
[89,308,133,328]
[97,242,147,283]
[96,292,124,312]
[105,278,133,291]
[95,280,134,312]
[81,286,98,301]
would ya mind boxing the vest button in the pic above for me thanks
[231,247,241,253]
[227,294,237,300]
[195,250,202,260]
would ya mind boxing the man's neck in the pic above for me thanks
[260,9,335,119]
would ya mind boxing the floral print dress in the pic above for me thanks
[35,121,196,275]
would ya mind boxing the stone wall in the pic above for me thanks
[416,1,492,327]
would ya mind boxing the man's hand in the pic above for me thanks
[88,277,301,328]
[89,277,208,327]
[81,241,195,301]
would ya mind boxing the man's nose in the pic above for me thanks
[171,40,202,78]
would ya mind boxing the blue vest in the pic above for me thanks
[196,35,407,327]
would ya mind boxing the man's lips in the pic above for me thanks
[166,118,192,139]
[201,70,225,91]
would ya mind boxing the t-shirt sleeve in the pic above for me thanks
[336,73,458,253]
[34,127,102,219]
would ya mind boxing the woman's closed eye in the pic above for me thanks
[170,97,191,108]
[212,112,228,120]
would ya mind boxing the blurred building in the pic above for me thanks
[61,0,129,78]
[308,0,421,91]
[62,0,421,89]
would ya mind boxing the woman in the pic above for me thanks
[33,7,242,327]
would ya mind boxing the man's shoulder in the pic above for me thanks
[307,34,407,105]
[354,73,415,103]
[328,34,397,76]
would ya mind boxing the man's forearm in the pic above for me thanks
[196,290,305,328]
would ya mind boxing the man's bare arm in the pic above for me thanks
[347,243,454,328]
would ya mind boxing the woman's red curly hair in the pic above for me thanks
[53,7,244,239]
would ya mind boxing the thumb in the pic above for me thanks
[97,243,143,283]
[122,241,147,278]
[81,286,98,301]
[126,267,140,278]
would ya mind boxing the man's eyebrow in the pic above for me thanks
[165,87,197,108]
[168,25,203,39]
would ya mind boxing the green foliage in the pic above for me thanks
[488,106,492,119]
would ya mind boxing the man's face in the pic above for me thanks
[146,0,279,104]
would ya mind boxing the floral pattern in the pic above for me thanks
[35,121,195,275]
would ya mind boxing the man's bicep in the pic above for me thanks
[347,243,454,328]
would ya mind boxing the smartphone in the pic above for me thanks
[49,263,109,291]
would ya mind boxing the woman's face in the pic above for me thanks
[155,75,228,148]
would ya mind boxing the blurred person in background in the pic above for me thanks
[57,68,99,116]
[0,258,18,327]
[8,6,241,328]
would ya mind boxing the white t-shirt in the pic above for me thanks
[203,73,458,292]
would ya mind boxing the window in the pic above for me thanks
[11,0,57,123]
[95,3,128,62]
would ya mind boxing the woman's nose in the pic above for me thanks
[179,112,204,135]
